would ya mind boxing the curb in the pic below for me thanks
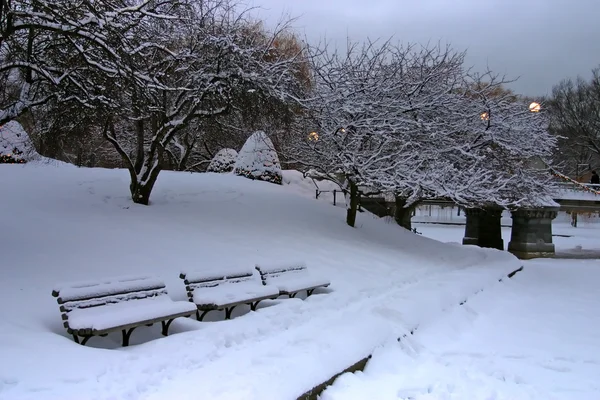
[296,355,372,400]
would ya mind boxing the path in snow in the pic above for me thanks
[322,259,600,400]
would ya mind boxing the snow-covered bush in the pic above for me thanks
[234,131,282,184]
[0,121,39,163]
[207,148,238,173]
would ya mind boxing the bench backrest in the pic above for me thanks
[52,275,169,318]
[180,266,256,298]
[255,263,308,285]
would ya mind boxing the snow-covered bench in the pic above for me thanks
[180,266,280,321]
[52,275,197,346]
[255,263,331,298]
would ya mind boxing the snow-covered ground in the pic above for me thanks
[0,164,519,400]
[323,259,600,400]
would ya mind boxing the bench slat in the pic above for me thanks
[191,282,279,309]
[181,267,279,314]
[54,276,166,303]
[66,296,197,332]
[181,266,255,284]
[255,263,330,296]
[59,288,167,312]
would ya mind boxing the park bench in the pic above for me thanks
[52,275,197,346]
[255,262,331,298]
[180,266,280,320]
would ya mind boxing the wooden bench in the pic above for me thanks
[180,266,280,321]
[255,263,330,298]
[52,275,197,346]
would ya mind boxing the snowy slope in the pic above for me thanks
[323,260,600,400]
[0,164,520,400]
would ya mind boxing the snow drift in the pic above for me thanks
[0,163,520,399]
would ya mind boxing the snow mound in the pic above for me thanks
[234,131,282,184]
[207,148,238,173]
[282,169,344,205]
[0,121,40,162]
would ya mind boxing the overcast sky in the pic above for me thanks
[249,0,600,97]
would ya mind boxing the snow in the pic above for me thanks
[322,259,600,400]
[55,275,166,302]
[256,262,331,294]
[281,169,343,201]
[191,281,279,307]
[414,204,600,256]
[183,268,279,307]
[0,162,521,399]
[66,296,197,331]
[0,121,39,161]
[233,130,282,183]
[206,148,238,173]
[555,187,600,200]
[181,266,254,282]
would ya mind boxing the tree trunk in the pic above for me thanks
[346,180,359,227]
[129,174,160,205]
[129,162,162,205]
[394,197,415,231]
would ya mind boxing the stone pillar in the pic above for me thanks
[463,208,481,246]
[462,207,504,250]
[508,207,559,259]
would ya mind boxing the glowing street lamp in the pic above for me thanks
[529,102,541,112]
[307,131,319,141]
[480,111,490,121]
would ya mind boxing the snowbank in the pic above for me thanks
[0,164,520,399]
[323,260,600,400]
[207,148,238,173]
[234,131,282,184]
[0,121,39,162]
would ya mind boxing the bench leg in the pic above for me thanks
[197,310,211,321]
[288,292,298,299]
[307,289,315,297]
[72,334,93,346]
[161,319,175,336]
[121,327,136,347]
[250,300,262,311]
[225,305,237,320]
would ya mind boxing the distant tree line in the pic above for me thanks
[547,66,600,178]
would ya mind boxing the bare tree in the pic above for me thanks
[548,66,600,176]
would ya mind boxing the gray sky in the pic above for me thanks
[249,0,600,97]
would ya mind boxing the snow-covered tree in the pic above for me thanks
[444,73,557,208]
[288,39,558,227]
[96,2,302,204]
[234,131,282,184]
[288,41,472,226]
[0,0,167,125]
[207,148,238,173]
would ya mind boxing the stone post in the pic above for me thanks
[462,208,482,246]
[462,207,504,250]
[508,207,559,259]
